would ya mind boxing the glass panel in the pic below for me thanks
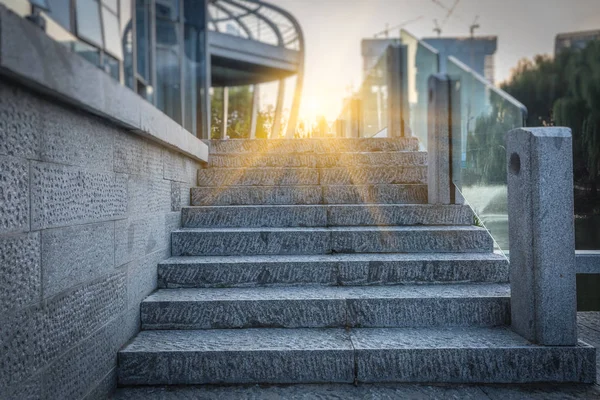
[102,0,117,13]
[120,0,133,88]
[102,52,120,79]
[135,0,150,80]
[101,6,123,59]
[156,17,181,123]
[155,0,178,21]
[46,0,71,31]
[76,0,103,46]
[226,86,253,138]
[183,24,197,133]
[72,39,100,67]
[30,0,49,10]
[361,50,388,138]
[156,16,178,46]
[400,29,440,149]
[43,10,77,48]
[448,56,527,254]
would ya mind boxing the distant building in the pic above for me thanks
[361,35,497,83]
[422,36,497,83]
[361,38,398,78]
[555,30,600,55]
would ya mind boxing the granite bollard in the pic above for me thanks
[506,127,577,345]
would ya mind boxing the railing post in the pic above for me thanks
[506,127,577,346]
[427,74,459,205]
[386,44,408,138]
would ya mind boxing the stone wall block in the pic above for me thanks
[0,232,41,315]
[507,127,578,346]
[0,155,30,234]
[127,249,169,310]
[115,215,167,267]
[41,222,115,299]
[39,103,114,171]
[0,81,41,159]
[114,133,163,177]
[41,310,135,400]
[31,163,127,230]
[164,148,200,183]
[127,176,171,217]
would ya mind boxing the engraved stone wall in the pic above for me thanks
[0,80,202,399]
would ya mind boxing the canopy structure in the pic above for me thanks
[207,0,305,138]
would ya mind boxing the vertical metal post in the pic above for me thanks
[221,86,228,140]
[249,85,259,139]
[386,44,408,138]
[271,79,285,139]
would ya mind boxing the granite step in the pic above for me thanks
[190,184,428,206]
[196,166,428,187]
[157,253,509,289]
[181,204,474,228]
[118,327,596,385]
[140,284,511,330]
[207,138,419,154]
[207,151,427,169]
[171,226,494,257]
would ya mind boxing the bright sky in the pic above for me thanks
[271,0,600,122]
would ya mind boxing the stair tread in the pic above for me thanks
[120,326,593,354]
[173,226,486,233]
[159,252,507,265]
[143,283,510,303]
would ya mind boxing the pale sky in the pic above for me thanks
[271,0,600,121]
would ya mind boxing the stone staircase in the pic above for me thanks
[118,138,595,386]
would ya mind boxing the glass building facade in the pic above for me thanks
[2,0,303,139]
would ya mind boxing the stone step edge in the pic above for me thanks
[180,204,474,228]
[117,328,596,385]
[157,253,509,288]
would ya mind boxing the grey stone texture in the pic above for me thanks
[140,284,509,330]
[207,137,419,154]
[0,155,30,234]
[171,226,493,257]
[118,327,596,386]
[352,327,596,383]
[113,381,600,400]
[0,233,41,315]
[181,204,472,228]
[0,76,201,398]
[507,127,578,346]
[207,151,428,169]
[31,162,128,230]
[41,222,115,299]
[158,253,510,288]
[118,329,355,385]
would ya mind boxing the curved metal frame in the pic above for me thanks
[208,0,305,138]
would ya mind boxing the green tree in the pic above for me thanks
[502,42,600,209]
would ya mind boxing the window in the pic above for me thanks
[46,0,71,31]
[72,39,100,67]
[101,4,122,58]
[103,52,120,80]
[102,0,117,13]
[136,0,151,81]
[76,0,103,46]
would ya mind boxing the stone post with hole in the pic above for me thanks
[506,127,578,346]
